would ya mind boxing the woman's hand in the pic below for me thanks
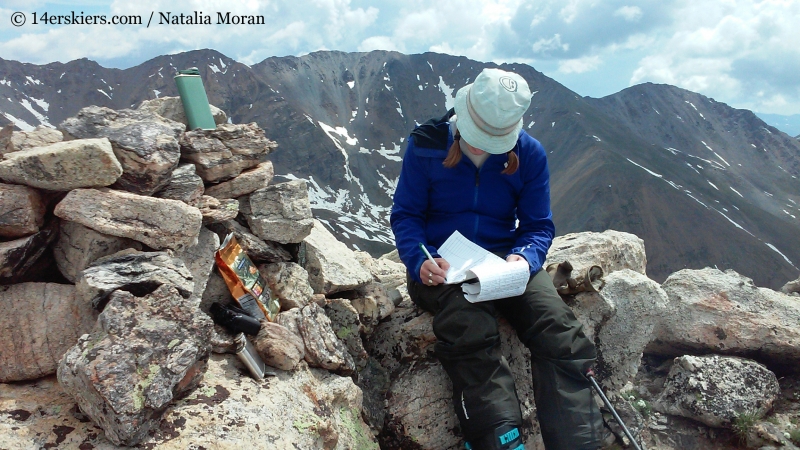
[506,254,527,263]
[420,258,450,286]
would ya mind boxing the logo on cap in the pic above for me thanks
[499,76,518,92]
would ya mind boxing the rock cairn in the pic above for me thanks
[1,97,799,450]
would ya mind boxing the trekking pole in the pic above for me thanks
[586,371,643,450]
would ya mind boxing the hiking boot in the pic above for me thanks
[464,424,524,450]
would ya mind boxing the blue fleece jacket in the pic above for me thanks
[391,112,555,285]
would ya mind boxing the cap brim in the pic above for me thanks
[454,85,522,155]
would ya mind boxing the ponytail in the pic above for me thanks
[442,132,462,168]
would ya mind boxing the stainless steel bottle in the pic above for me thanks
[234,333,266,380]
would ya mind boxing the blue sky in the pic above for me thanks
[1,0,799,117]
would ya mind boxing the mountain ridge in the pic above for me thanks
[0,49,798,289]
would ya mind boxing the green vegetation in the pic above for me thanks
[621,390,653,418]
[339,407,379,450]
[789,427,800,445]
[731,410,760,444]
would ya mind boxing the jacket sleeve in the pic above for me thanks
[509,139,555,273]
[390,139,434,284]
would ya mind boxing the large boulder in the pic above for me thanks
[2,125,62,155]
[244,180,314,244]
[570,269,669,390]
[653,355,780,428]
[153,162,204,204]
[53,220,143,283]
[372,308,540,449]
[174,227,220,300]
[57,284,213,446]
[0,182,46,238]
[0,283,96,382]
[302,219,372,295]
[136,96,228,128]
[179,123,276,183]
[258,261,314,310]
[0,220,57,281]
[545,230,648,277]
[204,160,274,199]
[648,268,800,370]
[252,321,305,371]
[60,106,185,195]
[325,298,369,370]
[0,138,122,191]
[279,303,356,376]
[53,188,203,252]
[76,249,195,310]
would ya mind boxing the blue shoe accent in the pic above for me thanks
[465,442,473,450]
[499,427,520,445]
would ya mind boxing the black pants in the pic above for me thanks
[408,269,602,450]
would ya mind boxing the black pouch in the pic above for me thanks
[209,302,262,336]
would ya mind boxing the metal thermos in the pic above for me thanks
[234,333,266,380]
[173,67,216,130]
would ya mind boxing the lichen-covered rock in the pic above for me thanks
[245,180,313,244]
[325,299,369,370]
[545,230,648,278]
[53,188,202,251]
[258,261,314,310]
[0,182,46,238]
[297,303,356,376]
[2,125,63,154]
[204,160,274,199]
[0,283,96,382]
[60,106,185,195]
[649,268,800,370]
[193,195,239,224]
[53,220,143,283]
[137,96,228,128]
[302,219,372,295]
[76,249,194,310]
[57,284,213,446]
[152,162,204,204]
[0,138,122,191]
[653,355,780,428]
[0,220,57,280]
[179,123,276,183]
[252,321,305,371]
[2,354,377,449]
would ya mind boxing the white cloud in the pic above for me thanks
[359,36,402,53]
[613,6,642,22]
[628,0,800,113]
[532,34,569,54]
[558,55,601,74]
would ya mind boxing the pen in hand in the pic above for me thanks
[419,243,439,268]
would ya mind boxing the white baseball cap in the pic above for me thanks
[453,68,532,154]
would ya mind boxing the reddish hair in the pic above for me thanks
[443,132,518,175]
